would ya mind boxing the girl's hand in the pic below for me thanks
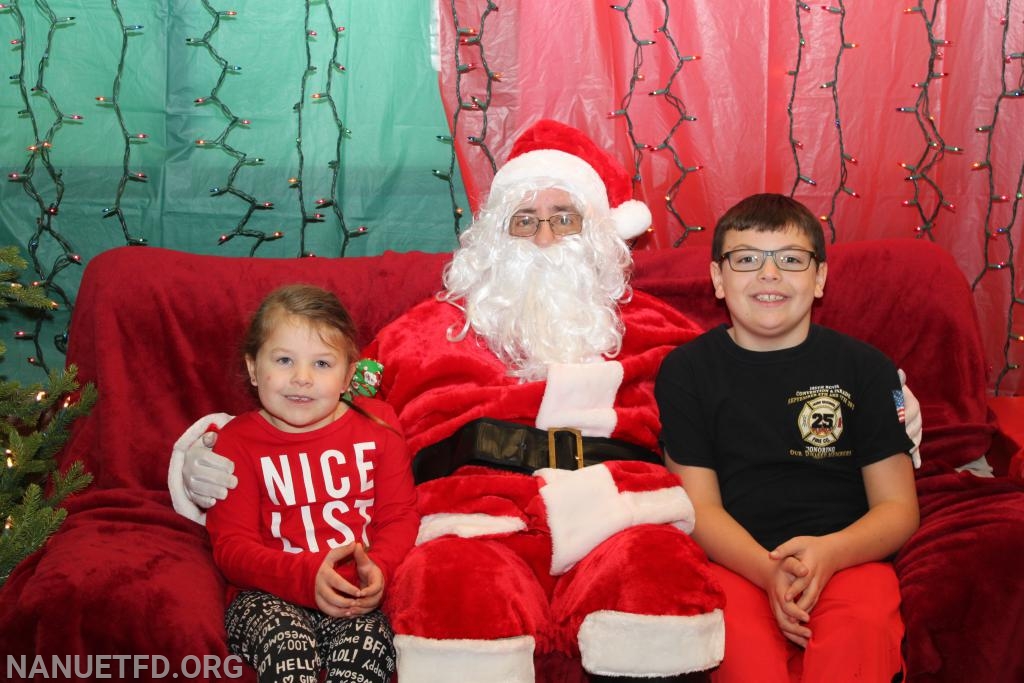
[314,544,361,617]
[349,543,385,615]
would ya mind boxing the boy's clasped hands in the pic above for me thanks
[767,536,839,647]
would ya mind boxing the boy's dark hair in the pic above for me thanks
[711,193,826,263]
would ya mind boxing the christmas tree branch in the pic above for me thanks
[1,246,95,586]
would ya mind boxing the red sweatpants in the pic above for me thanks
[710,562,904,683]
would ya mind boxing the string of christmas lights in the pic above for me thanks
[290,0,365,256]
[971,0,1024,394]
[787,1,861,243]
[101,0,148,247]
[787,2,810,203]
[3,1,81,372]
[897,1,960,241]
[196,3,365,257]
[436,0,502,237]
[187,3,280,256]
[610,0,703,247]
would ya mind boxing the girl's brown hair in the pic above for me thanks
[243,283,358,362]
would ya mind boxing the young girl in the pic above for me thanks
[206,284,418,683]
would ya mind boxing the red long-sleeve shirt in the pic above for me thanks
[206,398,418,608]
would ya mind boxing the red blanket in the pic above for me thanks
[1,239,1021,683]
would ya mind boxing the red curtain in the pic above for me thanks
[437,0,1024,396]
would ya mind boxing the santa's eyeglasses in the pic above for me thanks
[508,212,583,238]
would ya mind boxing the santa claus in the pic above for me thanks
[169,120,739,681]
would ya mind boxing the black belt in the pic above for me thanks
[412,417,663,483]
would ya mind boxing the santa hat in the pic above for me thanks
[490,120,652,240]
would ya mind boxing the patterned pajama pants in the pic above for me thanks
[225,591,396,683]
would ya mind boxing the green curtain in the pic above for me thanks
[0,1,465,383]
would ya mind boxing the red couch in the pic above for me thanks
[2,239,1022,682]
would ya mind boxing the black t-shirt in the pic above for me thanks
[656,324,915,550]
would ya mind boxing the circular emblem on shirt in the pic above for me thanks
[798,396,844,447]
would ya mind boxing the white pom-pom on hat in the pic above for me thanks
[610,199,653,241]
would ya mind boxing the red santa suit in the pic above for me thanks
[367,292,726,681]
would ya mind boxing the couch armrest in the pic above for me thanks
[988,396,1024,479]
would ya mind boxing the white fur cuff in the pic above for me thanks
[395,634,535,683]
[578,609,725,676]
[416,513,527,546]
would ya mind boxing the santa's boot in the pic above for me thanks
[552,524,725,678]
[387,535,554,683]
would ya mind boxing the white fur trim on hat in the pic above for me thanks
[578,609,725,676]
[493,149,610,211]
[395,634,535,683]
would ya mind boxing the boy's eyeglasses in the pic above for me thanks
[508,212,583,238]
[720,248,817,272]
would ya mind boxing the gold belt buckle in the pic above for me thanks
[547,427,585,470]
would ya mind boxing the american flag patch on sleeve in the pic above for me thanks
[892,389,907,424]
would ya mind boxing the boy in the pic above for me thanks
[655,193,919,682]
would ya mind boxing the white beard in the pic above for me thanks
[442,230,630,381]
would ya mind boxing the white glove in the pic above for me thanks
[168,413,236,524]
[898,369,922,468]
